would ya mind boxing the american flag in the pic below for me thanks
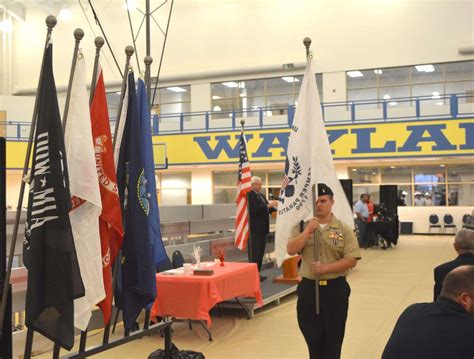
[235,130,252,250]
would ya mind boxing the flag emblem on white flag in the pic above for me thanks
[274,58,354,267]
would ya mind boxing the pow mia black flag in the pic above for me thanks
[23,43,84,350]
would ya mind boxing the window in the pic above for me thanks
[107,84,191,119]
[211,74,322,116]
[159,172,192,205]
[351,164,472,207]
[347,60,474,103]
[212,170,281,203]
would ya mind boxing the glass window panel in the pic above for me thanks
[412,83,444,98]
[212,98,241,112]
[213,188,238,204]
[213,171,238,186]
[243,79,266,97]
[447,165,474,182]
[266,77,294,95]
[379,86,410,100]
[381,166,412,183]
[348,88,378,102]
[446,80,474,95]
[211,82,238,99]
[349,167,380,184]
[294,75,304,96]
[159,86,191,103]
[246,96,266,110]
[411,64,443,84]
[266,94,294,108]
[414,184,446,206]
[414,166,446,183]
[316,74,323,93]
[268,170,284,186]
[160,102,190,114]
[161,172,191,188]
[449,183,474,206]
[347,69,377,89]
[444,61,474,81]
[378,67,410,86]
[161,188,190,205]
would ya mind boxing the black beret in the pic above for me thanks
[318,183,334,196]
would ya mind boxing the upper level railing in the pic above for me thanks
[3,93,473,140]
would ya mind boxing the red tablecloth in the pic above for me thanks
[150,262,263,326]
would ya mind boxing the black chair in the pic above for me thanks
[429,214,443,234]
[172,250,185,269]
[443,214,457,234]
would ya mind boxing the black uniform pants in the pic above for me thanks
[247,232,267,272]
[297,277,351,359]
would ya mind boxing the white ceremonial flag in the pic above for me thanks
[274,58,354,267]
[64,53,105,330]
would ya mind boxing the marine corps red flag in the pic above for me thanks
[90,64,124,325]
[23,43,84,350]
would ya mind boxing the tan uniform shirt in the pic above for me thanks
[290,214,361,280]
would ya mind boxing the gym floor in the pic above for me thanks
[34,235,455,359]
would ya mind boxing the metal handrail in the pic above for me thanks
[3,93,473,139]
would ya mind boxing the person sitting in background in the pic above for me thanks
[414,192,425,206]
[382,265,474,359]
[424,192,433,206]
[434,228,474,300]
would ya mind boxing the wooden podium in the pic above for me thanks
[273,256,301,284]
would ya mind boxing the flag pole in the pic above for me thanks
[112,46,134,148]
[76,36,106,355]
[89,37,105,106]
[102,46,134,344]
[304,37,321,315]
[143,55,153,331]
[0,14,57,339]
[241,119,253,266]
[144,56,153,110]
[62,28,85,132]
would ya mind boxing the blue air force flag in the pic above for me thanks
[116,73,157,331]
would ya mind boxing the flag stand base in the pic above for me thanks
[273,256,302,284]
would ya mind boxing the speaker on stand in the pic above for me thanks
[380,185,398,215]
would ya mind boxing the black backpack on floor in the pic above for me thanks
[148,343,205,359]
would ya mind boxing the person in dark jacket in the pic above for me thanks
[434,228,474,300]
[382,265,474,359]
[247,176,278,281]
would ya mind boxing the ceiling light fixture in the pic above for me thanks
[281,76,300,83]
[166,86,187,93]
[212,95,221,100]
[58,6,72,21]
[374,69,383,75]
[389,101,398,106]
[383,94,391,100]
[222,82,238,88]
[415,64,435,73]
[347,71,364,78]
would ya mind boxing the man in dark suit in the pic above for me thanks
[434,228,474,300]
[382,265,474,359]
[247,176,278,281]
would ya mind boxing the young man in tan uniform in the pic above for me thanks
[287,183,361,359]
